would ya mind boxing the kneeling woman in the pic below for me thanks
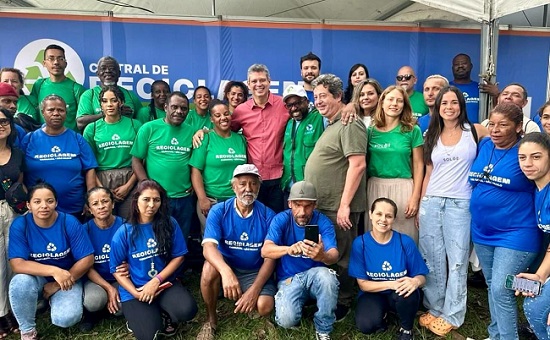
[81,187,125,330]
[349,198,428,339]
[8,182,94,339]
[110,180,198,340]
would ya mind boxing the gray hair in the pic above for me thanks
[424,74,449,87]
[97,56,120,74]
[247,64,270,80]
[312,74,343,98]
[40,94,67,111]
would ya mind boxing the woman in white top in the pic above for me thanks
[418,86,487,336]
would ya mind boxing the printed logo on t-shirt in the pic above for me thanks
[462,91,479,105]
[47,242,57,252]
[382,261,392,271]
[469,163,511,187]
[215,147,246,162]
[131,238,160,261]
[102,244,111,253]
[371,142,390,149]
[240,232,249,241]
[228,148,235,154]
[154,137,191,154]
[95,243,111,263]
[34,145,77,160]
[112,134,120,141]
[51,146,61,153]
[147,238,157,248]
[171,138,179,146]
[97,133,133,150]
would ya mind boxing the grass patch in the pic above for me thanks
[6,272,514,340]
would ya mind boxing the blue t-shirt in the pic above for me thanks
[8,212,94,281]
[84,216,124,282]
[109,217,187,302]
[533,114,543,132]
[203,197,275,271]
[14,124,26,149]
[21,129,98,213]
[417,114,430,135]
[265,210,336,281]
[348,231,428,294]
[469,138,541,252]
[450,81,480,123]
[536,183,550,233]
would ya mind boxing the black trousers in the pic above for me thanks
[355,289,421,334]
[121,281,198,340]
[257,178,284,213]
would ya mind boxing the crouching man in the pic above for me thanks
[262,181,339,340]
[197,164,277,340]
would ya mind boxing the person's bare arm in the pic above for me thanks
[405,147,424,218]
[203,242,241,300]
[337,154,366,230]
[85,169,97,191]
[132,156,148,181]
[77,113,103,131]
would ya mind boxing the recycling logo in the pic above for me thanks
[382,261,392,271]
[147,238,157,248]
[240,232,249,241]
[46,243,57,252]
[228,148,235,154]
[112,134,120,141]
[171,138,179,145]
[306,124,313,131]
[102,244,111,253]
[51,146,61,153]
[13,39,85,95]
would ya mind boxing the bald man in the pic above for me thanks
[396,66,429,118]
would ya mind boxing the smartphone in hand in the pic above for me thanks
[504,274,541,295]
[304,225,319,243]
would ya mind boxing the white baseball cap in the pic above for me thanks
[283,85,308,102]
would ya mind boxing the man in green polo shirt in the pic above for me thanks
[30,44,86,131]
[281,85,325,199]
[131,91,194,239]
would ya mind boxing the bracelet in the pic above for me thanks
[155,274,163,283]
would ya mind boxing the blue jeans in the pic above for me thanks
[169,195,193,240]
[418,196,470,327]
[475,243,537,340]
[9,274,83,332]
[275,267,339,334]
[524,280,550,340]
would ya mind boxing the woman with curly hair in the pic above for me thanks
[110,179,197,340]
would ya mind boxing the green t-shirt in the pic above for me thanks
[409,91,429,118]
[83,116,142,171]
[304,114,367,212]
[77,85,143,118]
[367,124,423,178]
[17,95,39,120]
[130,119,194,198]
[189,131,247,200]
[30,78,86,131]
[185,109,212,133]
[136,106,165,124]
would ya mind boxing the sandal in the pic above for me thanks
[418,312,437,328]
[427,317,457,336]
[159,312,177,337]
[196,322,216,340]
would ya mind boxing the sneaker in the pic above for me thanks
[315,331,331,340]
[79,310,97,332]
[398,327,414,340]
[20,328,39,340]
[334,304,350,322]
[126,321,133,333]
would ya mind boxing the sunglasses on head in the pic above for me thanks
[396,74,414,81]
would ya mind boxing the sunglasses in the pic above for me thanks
[284,98,305,110]
[396,74,414,81]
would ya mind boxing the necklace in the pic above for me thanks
[483,142,517,179]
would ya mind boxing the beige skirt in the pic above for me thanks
[366,177,418,244]
[97,168,135,220]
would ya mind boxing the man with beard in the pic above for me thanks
[197,164,276,340]
[300,52,321,105]
[417,75,449,134]
[449,53,481,123]
[76,56,142,130]
[396,66,429,118]
[131,91,195,239]
[29,44,86,131]
[281,85,325,200]
[0,82,26,146]
[262,181,339,340]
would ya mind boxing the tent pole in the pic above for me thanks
[211,0,216,16]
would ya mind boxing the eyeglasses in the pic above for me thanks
[45,56,66,62]
[0,119,10,127]
[284,98,305,110]
[396,74,414,81]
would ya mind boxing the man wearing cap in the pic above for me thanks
[281,85,325,199]
[262,181,339,340]
[198,164,277,340]
[0,82,26,147]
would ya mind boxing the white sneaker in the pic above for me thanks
[315,332,331,340]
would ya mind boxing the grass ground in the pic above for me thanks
[5,271,509,340]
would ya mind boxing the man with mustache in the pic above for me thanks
[300,52,321,105]
[262,181,339,340]
[76,56,142,130]
[449,53,481,123]
[29,44,86,131]
[131,92,195,239]
[197,164,276,340]
[281,85,325,200]
[395,66,429,118]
